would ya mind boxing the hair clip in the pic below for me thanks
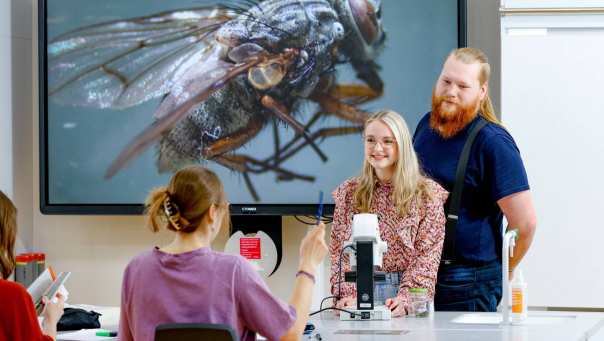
[163,195,183,230]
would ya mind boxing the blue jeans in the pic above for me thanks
[434,260,502,312]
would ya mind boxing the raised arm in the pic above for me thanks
[280,223,329,341]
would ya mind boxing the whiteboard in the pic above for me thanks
[502,0,604,9]
[501,11,604,308]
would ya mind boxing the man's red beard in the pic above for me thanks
[430,92,481,139]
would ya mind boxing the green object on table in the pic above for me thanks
[95,330,118,337]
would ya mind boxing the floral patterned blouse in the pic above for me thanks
[329,177,448,308]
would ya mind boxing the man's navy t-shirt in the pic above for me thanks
[413,113,529,263]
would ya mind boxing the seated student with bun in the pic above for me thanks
[0,190,65,341]
[119,165,328,341]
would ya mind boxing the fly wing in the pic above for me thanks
[104,47,266,179]
[48,7,234,109]
[152,44,230,120]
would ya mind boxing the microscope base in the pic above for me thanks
[339,305,392,321]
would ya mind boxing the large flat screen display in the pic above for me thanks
[39,0,466,214]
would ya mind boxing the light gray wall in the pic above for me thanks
[3,1,500,304]
[1,1,14,198]
[468,0,501,115]
[2,0,34,255]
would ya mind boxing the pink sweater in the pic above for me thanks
[329,178,448,309]
[120,247,296,341]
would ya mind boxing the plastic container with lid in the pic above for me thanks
[32,252,46,280]
[15,254,34,287]
[408,287,430,317]
[511,269,528,323]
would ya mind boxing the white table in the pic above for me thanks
[57,305,119,341]
[57,305,604,341]
[310,310,604,341]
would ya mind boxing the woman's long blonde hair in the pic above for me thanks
[145,166,229,234]
[0,191,17,279]
[353,110,432,216]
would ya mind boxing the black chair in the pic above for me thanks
[155,323,238,341]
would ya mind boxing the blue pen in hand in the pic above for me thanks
[316,191,324,225]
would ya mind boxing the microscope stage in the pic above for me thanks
[339,305,392,321]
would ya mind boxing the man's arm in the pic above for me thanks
[497,190,537,272]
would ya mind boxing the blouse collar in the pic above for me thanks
[375,179,393,191]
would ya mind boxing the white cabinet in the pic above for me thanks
[501,1,604,308]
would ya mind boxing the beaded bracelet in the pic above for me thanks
[295,270,315,284]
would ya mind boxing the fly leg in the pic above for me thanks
[265,85,378,160]
[328,83,382,105]
[265,110,326,164]
[261,95,328,162]
[201,117,264,159]
[311,90,373,124]
[200,118,314,201]
[264,125,364,168]
[212,153,315,202]
[271,118,281,167]
[351,60,384,98]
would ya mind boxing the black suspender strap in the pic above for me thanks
[441,118,488,265]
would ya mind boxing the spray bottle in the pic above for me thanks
[511,268,528,323]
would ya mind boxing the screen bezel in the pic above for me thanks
[38,0,468,215]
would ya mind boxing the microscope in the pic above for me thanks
[339,214,392,320]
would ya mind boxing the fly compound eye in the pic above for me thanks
[348,0,380,45]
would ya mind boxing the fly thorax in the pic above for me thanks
[223,0,341,49]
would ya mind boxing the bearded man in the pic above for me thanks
[413,48,537,312]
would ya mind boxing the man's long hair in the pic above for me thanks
[449,48,501,125]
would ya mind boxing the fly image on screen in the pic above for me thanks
[41,0,461,212]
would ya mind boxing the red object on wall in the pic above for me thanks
[240,238,261,260]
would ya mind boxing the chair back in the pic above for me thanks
[155,323,238,341]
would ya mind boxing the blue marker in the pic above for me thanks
[316,191,324,224]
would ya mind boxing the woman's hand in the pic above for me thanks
[42,292,65,338]
[385,296,408,317]
[335,296,356,309]
[298,222,329,275]
[42,292,65,325]
[333,296,356,316]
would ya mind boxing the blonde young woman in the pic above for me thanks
[0,191,64,341]
[119,166,328,341]
[329,110,448,317]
